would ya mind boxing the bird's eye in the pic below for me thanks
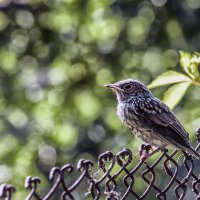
[124,84,132,90]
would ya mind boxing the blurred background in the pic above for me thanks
[0,0,200,199]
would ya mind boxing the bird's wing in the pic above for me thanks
[135,97,189,141]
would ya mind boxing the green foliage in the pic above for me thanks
[0,0,200,199]
[148,51,200,109]
[179,51,200,80]
[148,70,191,89]
[162,82,192,109]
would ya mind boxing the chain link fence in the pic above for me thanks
[1,130,200,200]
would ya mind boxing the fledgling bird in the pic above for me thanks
[105,79,200,159]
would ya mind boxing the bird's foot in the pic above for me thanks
[136,144,161,162]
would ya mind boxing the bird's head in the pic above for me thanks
[105,79,152,102]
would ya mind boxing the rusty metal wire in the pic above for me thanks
[1,129,200,200]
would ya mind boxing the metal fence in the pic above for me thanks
[1,130,200,200]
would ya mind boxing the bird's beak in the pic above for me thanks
[105,84,124,92]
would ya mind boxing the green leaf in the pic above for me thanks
[162,82,191,109]
[148,70,191,89]
[179,51,191,72]
[189,62,199,78]
[190,52,200,79]
[179,51,199,79]
[192,52,200,62]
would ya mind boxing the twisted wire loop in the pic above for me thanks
[0,184,15,200]
[24,176,42,200]
[0,132,200,199]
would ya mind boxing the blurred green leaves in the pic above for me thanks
[0,12,9,31]
[1,0,200,199]
[54,123,78,147]
[148,51,200,109]
[74,90,101,122]
[0,50,17,73]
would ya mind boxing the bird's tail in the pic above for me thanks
[186,147,200,160]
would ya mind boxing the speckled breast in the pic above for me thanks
[117,102,166,148]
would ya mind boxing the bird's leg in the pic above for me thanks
[135,144,148,158]
[137,144,154,161]
[138,144,167,161]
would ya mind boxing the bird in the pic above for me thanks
[105,79,200,159]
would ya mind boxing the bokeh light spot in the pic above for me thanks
[0,165,12,183]
[38,144,57,166]
[0,50,17,73]
[60,26,76,43]
[48,90,64,106]
[151,0,167,7]
[8,108,28,128]
[74,90,101,122]
[68,63,87,82]
[33,102,55,131]
[0,11,9,30]
[139,7,155,23]
[49,67,68,85]
[54,124,78,148]
[25,84,44,102]
[96,68,114,86]
[162,49,179,67]
[15,10,34,29]
[33,42,49,59]
[10,29,29,54]
[166,20,182,39]
[186,0,200,9]
[128,17,150,45]
[142,48,162,71]
[88,125,105,143]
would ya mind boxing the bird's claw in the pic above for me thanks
[135,144,163,162]
[135,144,154,161]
